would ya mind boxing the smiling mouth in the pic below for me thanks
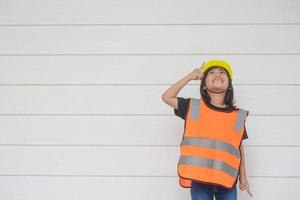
[213,78,223,82]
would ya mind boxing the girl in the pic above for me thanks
[161,60,252,200]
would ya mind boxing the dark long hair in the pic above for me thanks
[200,66,237,109]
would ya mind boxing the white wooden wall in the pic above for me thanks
[0,0,299,199]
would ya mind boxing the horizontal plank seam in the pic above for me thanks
[0,144,299,147]
[0,84,299,86]
[1,53,300,56]
[0,174,299,178]
[0,114,298,116]
[0,23,300,27]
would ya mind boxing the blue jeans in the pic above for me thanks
[190,181,237,200]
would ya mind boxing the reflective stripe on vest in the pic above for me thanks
[179,155,238,178]
[191,98,200,120]
[235,109,248,131]
[180,137,240,159]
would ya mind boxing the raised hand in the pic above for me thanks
[188,61,206,81]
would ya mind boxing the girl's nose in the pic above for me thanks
[214,73,222,78]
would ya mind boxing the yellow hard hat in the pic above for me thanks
[201,60,233,80]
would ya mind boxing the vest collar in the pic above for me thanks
[201,98,234,113]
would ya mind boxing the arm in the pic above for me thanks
[161,61,205,109]
[239,144,253,197]
[239,144,247,178]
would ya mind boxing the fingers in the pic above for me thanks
[239,184,246,191]
[246,186,253,197]
[199,61,206,72]
[247,189,253,197]
[239,182,247,191]
[190,61,205,81]
[196,68,202,80]
[240,183,253,197]
[239,186,244,191]
[239,177,253,197]
[191,68,202,80]
[200,61,206,68]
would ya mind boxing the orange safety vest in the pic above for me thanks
[177,98,249,189]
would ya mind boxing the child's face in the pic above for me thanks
[205,67,229,92]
